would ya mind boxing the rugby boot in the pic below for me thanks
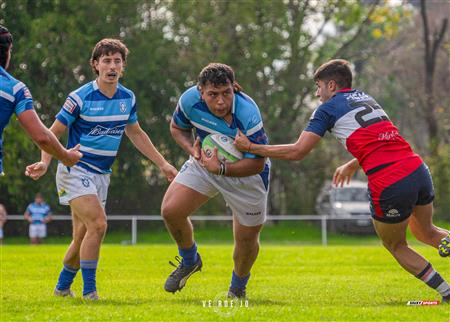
[164,254,202,293]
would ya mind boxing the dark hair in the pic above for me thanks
[198,63,242,92]
[313,59,352,88]
[0,25,13,68]
[90,38,129,75]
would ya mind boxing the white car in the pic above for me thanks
[315,180,375,234]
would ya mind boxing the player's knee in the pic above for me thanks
[235,235,259,250]
[87,217,107,236]
[161,202,177,222]
[382,239,406,253]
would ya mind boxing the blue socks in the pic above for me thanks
[230,270,250,289]
[80,260,98,296]
[56,264,79,291]
[179,242,198,267]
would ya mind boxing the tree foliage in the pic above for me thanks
[0,0,448,219]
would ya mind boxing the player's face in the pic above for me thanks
[315,80,335,103]
[200,82,234,119]
[94,52,124,85]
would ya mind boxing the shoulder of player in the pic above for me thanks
[67,81,96,107]
[234,91,261,118]
[0,71,29,97]
[178,86,201,112]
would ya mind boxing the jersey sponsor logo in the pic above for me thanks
[378,130,399,141]
[63,97,77,113]
[88,124,125,138]
[120,102,127,113]
[90,107,104,111]
[201,118,217,126]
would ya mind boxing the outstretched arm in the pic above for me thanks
[18,110,81,166]
[235,130,322,161]
[125,122,178,182]
[25,120,75,180]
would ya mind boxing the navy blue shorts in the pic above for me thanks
[368,160,435,224]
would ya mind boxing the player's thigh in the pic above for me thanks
[162,182,210,217]
[372,218,409,247]
[409,203,434,232]
[69,194,106,225]
[220,175,268,227]
[38,224,47,238]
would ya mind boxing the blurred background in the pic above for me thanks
[0,0,448,242]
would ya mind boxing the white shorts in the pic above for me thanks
[174,157,269,227]
[29,223,47,238]
[56,164,110,207]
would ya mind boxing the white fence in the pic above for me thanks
[7,214,368,246]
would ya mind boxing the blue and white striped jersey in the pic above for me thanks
[56,80,137,174]
[0,66,34,174]
[172,86,270,188]
[25,202,51,224]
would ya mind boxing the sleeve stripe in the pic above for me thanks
[246,122,263,136]
[0,90,14,102]
[70,92,83,108]
[12,82,25,95]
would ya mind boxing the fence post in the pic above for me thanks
[131,216,137,245]
[321,216,327,246]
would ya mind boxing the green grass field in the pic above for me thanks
[1,244,449,321]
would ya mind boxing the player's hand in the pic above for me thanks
[25,161,48,180]
[333,162,358,187]
[200,147,221,174]
[191,137,201,160]
[160,162,178,182]
[234,130,251,152]
[61,144,83,167]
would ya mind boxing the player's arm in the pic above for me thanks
[170,120,201,160]
[17,110,81,166]
[235,130,321,161]
[333,158,360,187]
[43,211,53,224]
[24,210,32,223]
[201,148,265,177]
[125,122,178,182]
[25,120,72,180]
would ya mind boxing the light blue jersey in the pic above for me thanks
[56,80,138,174]
[172,86,270,188]
[26,202,51,224]
[0,66,34,174]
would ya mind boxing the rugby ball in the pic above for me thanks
[202,134,243,163]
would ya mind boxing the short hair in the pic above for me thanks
[198,63,242,92]
[0,25,13,68]
[90,38,129,75]
[313,59,352,88]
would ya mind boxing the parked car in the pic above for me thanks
[315,180,375,234]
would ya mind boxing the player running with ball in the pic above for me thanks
[161,63,270,299]
[235,59,450,303]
